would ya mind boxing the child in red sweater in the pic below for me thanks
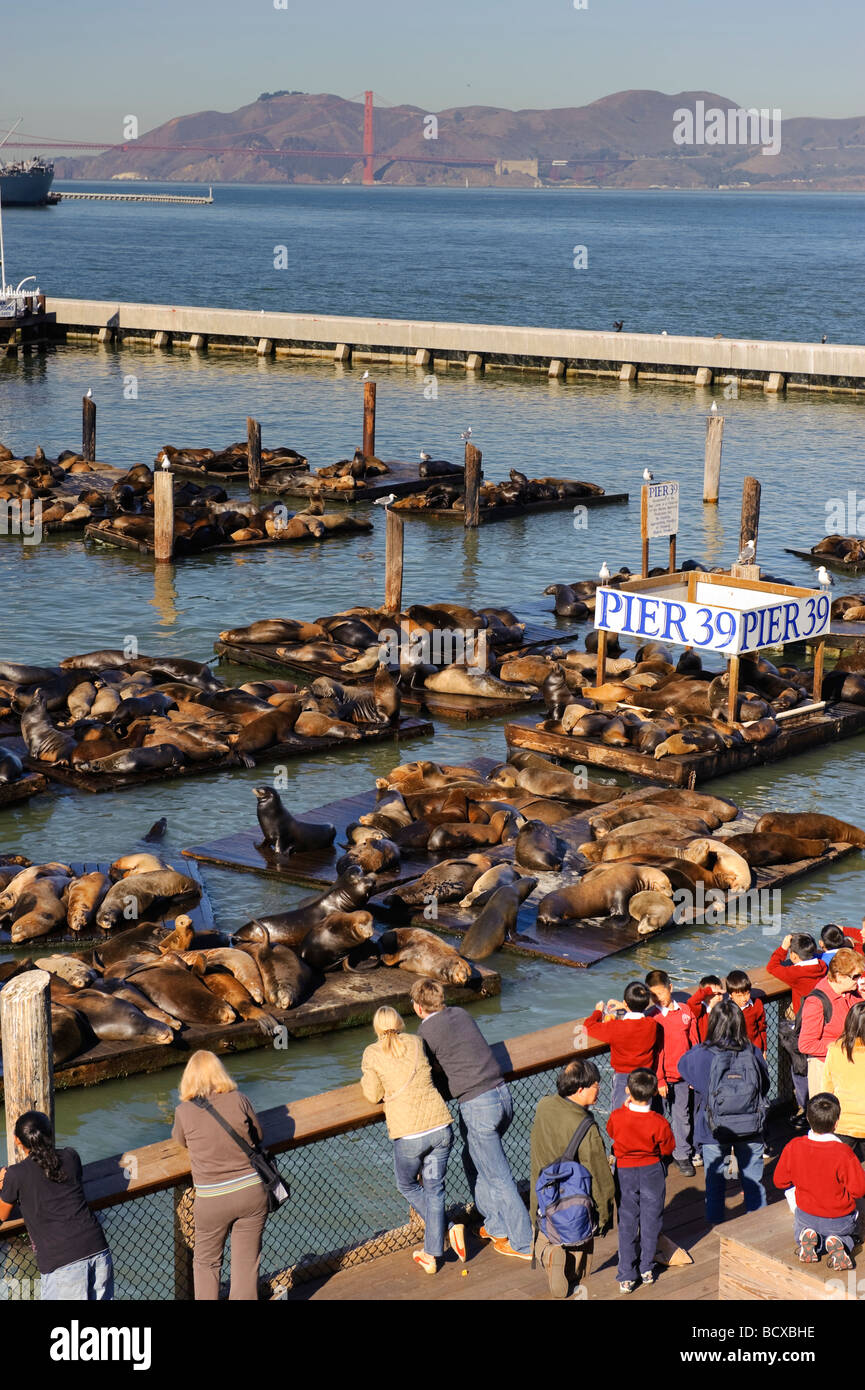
[726,970,767,1053]
[607,1068,675,1293]
[767,933,827,1011]
[584,982,663,1112]
[686,975,725,1043]
[774,1093,865,1270]
[646,969,700,1177]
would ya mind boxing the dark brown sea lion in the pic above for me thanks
[460,877,538,960]
[514,820,567,871]
[378,928,473,984]
[753,811,865,848]
[92,976,181,1030]
[52,988,174,1044]
[233,866,378,944]
[536,865,672,928]
[723,832,830,866]
[236,928,319,1008]
[199,968,280,1034]
[335,836,401,875]
[0,749,24,783]
[543,585,590,619]
[51,1001,89,1064]
[254,786,336,856]
[299,911,374,971]
[20,692,78,764]
[427,810,521,854]
[96,868,200,931]
[125,960,236,1025]
[74,744,185,776]
[640,787,738,823]
[87,921,168,969]
[382,855,492,916]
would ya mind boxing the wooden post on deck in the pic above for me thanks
[727,655,741,725]
[739,476,762,557]
[464,443,483,528]
[384,509,404,614]
[82,394,96,462]
[669,533,677,575]
[703,413,724,503]
[0,970,54,1166]
[595,628,608,688]
[812,637,825,704]
[247,417,262,491]
[153,466,175,563]
[363,381,376,459]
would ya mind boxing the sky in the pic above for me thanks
[3,0,863,147]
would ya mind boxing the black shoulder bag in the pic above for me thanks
[193,1098,290,1213]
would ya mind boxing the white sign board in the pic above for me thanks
[594,585,830,655]
[642,481,679,541]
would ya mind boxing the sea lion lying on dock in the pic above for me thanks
[378,928,473,984]
[753,811,865,847]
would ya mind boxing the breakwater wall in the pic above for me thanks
[45,297,865,394]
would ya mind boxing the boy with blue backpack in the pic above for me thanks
[606,1068,675,1294]
[530,1059,615,1299]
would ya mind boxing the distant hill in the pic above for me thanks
[54,89,865,190]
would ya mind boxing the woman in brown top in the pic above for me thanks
[172,1051,269,1301]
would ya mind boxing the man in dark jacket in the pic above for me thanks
[411,978,532,1260]
[530,1058,615,1298]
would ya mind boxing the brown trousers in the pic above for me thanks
[193,1181,268,1301]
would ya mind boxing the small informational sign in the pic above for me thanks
[594,585,831,655]
[641,481,679,541]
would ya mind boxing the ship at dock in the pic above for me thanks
[0,157,55,206]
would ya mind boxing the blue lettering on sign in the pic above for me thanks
[622,592,636,630]
[639,597,659,637]
[742,610,761,648]
[597,589,622,627]
[662,602,687,644]
[781,602,800,644]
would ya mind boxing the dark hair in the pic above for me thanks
[790,933,817,960]
[820,925,849,951]
[557,1058,600,1097]
[645,969,670,989]
[705,996,748,1051]
[841,1001,865,1063]
[699,974,722,989]
[726,970,751,993]
[624,981,650,1013]
[807,1093,841,1134]
[626,1068,658,1104]
[14,1111,65,1184]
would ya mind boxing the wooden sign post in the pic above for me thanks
[1,971,54,1166]
[703,413,724,503]
[154,464,175,563]
[464,443,483,528]
[640,480,679,578]
[384,508,404,613]
[363,381,376,458]
[247,417,262,491]
[82,393,96,462]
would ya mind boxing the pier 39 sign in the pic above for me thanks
[595,580,831,656]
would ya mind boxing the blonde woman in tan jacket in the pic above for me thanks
[361,1006,463,1274]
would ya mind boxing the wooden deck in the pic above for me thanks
[270,459,463,504]
[719,1198,863,1300]
[785,546,865,575]
[505,701,865,788]
[0,772,49,807]
[395,492,629,524]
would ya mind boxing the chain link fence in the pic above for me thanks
[0,991,793,1300]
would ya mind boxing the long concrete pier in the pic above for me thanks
[54,191,213,204]
[43,297,865,393]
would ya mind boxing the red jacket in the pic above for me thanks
[799,986,857,1061]
[646,1002,699,1083]
[584,1011,663,1075]
[766,947,827,1013]
[739,997,767,1053]
[607,1105,675,1169]
[774,1135,865,1218]
[686,986,718,1044]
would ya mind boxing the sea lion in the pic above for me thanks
[424,667,536,701]
[383,855,492,916]
[10,881,68,942]
[0,749,24,783]
[64,872,111,932]
[51,1002,90,1065]
[220,619,328,645]
[20,693,78,765]
[580,834,694,864]
[299,911,375,971]
[157,914,196,954]
[627,889,676,937]
[681,838,751,892]
[92,976,182,1030]
[335,837,401,875]
[722,832,830,867]
[0,863,72,915]
[199,968,280,1034]
[74,745,184,776]
[87,921,168,969]
[238,929,319,1008]
[233,866,378,944]
[34,955,97,989]
[753,811,865,848]
[543,584,590,619]
[595,802,721,834]
[378,928,473,984]
[142,817,168,843]
[427,810,521,854]
[460,877,538,960]
[181,947,265,1003]
[640,788,738,823]
[458,863,526,907]
[96,868,200,931]
[514,820,567,871]
[254,786,336,857]
[52,988,174,1045]
[109,853,167,882]
[536,864,673,927]
[126,960,236,1025]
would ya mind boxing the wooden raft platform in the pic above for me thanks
[84,518,371,558]
[270,460,463,504]
[395,492,629,524]
[181,757,503,888]
[1,963,499,1095]
[719,1198,863,1300]
[504,701,865,788]
[785,546,865,575]
[0,772,49,808]
[169,457,309,484]
[13,716,434,795]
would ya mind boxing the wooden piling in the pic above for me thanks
[595,628,608,687]
[0,970,54,1166]
[385,509,404,614]
[464,443,483,528]
[669,533,677,575]
[703,414,724,503]
[82,394,96,462]
[153,467,175,563]
[739,476,762,556]
[727,655,741,725]
[247,417,262,491]
[363,382,376,459]
[812,637,826,704]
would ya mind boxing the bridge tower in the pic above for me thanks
[363,91,374,185]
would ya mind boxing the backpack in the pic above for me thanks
[778,988,833,1077]
[534,1115,599,1249]
[705,1046,768,1139]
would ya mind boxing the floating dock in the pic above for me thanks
[54,190,214,205]
[0,773,49,808]
[272,460,463,504]
[394,492,629,524]
[785,547,865,575]
[85,516,371,557]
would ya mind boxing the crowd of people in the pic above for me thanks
[3,922,865,1301]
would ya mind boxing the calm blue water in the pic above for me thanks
[0,187,864,1161]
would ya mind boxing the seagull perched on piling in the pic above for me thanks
[710,401,719,414]
[159,452,170,471]
[362,370,370,380]
[373,493,397,508]
[817,565,835,589]
[461,427,472,442]
[599,561,611,583]
[419,450,431,462]
[737,539,756,564]
[643,468,654,482]
[821,334,828,344]
[85,388,93,399]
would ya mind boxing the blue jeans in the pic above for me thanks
[794,1207,859,1253]
[41,1249,113,1301]
[616,1162,666,1282]
[392,1125,453,1257]
[701,1140,766,1225]
[459,1082,532,1254]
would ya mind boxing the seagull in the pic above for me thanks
[461,427,472,441]
[373,493,397,507]
[737,539,756,564]
[362,370,370,380]
[710,401,719,414]
[821,334,828,344]
[613,320,624,333]
[85,388,93,399]
[643,468,654,482]
[419,450,431,462]
[599,561,611,583]
[817,565,835,589]
[159,452,170,471]
[661,330,668,336]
